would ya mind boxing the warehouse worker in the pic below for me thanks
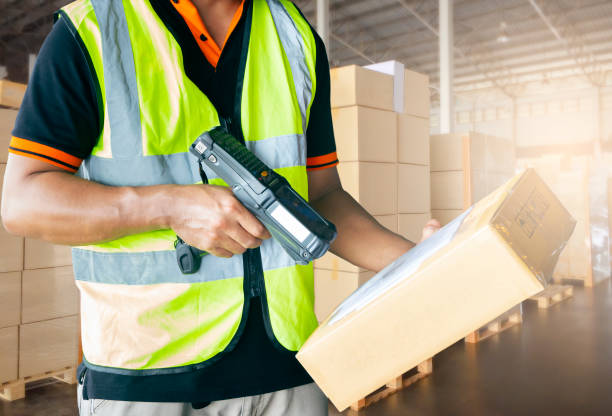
[1,0,439,414]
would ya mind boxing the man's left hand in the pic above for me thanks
[420,219,441,243]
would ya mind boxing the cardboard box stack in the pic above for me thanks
[298,169,575,411]
[430,132,515,225]
[518,155,610,287]
[0,82,80,388]
[313,63,430,321]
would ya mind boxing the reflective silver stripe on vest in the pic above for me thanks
[245,133,306,168]
[79,152,200,186]
[72,248,243,284]
[266,0,313,135]
[79,134,306,186]
[90,0,142,158]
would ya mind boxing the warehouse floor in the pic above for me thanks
[2,282,611,416]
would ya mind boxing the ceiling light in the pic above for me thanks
[497,22,509,43]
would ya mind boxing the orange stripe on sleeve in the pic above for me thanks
[306,151,338,167]
[9,137,82,172]
[306,151,339,171]
[8,149,78,172]
[307,161,339,171]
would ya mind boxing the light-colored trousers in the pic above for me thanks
[77,382,328,416]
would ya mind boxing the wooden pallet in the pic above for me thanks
[465,309,522,344]
[529,285,573,308]
[350,358,433,412]
[0,366,77,401]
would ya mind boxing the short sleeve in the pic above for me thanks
[305,31,338,171]
[10,16,100,172]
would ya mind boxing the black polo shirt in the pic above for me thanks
[11,0,336,404]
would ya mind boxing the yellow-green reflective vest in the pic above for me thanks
[59,0,319,375]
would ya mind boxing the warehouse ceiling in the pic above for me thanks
[1,0,612,103]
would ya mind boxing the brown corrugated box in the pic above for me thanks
[397,113,429,165]
[19,315,79,378]
[24,238,72,269]
[430,171,467,210]
[338,162,397,215]
[0,271,21,328]
[0,80,26,109]
[330,65,394,111]
[332,106,397,163]
[314,270,375,322]
[22,266,79,324]
[397,164,430,213]
[0,164,24,272]
[0,109,18,163]
[430,132,515,173]
[298,169,575,411]
[398,213,431,243]
[403,69,430,119]
[0,326,18,383]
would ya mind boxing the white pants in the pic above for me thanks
[77,382,328,416]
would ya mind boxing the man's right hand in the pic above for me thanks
[167,184,271,258]
[1,153,270,257]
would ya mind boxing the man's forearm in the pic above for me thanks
[311,188,414,272]
[2,169,171,245]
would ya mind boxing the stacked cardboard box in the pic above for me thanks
[313,64,430,321]
[0,84,80,385]
[0,80,26,109]
[518,155,610,286]
[430,132,515,225]
[0,106,24,385]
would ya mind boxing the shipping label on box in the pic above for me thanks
[332,106,397,163]
[0,326,18,383]
[330,65,394,111]
[298,169,575,411]
[398,164,430,213]
[19,315,79,378]
[22,266,79,324]
[0,271,21,328]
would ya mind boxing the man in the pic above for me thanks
[1,0,439,414]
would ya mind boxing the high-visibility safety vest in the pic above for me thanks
[59,0,319,375]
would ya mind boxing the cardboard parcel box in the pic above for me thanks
[298,169,575,411]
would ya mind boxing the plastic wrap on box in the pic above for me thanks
[298,169,575,411]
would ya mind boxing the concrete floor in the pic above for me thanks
[2,282,611,416]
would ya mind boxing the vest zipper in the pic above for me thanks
[246,248,262,297]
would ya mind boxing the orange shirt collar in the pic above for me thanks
[170,0,245,68]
